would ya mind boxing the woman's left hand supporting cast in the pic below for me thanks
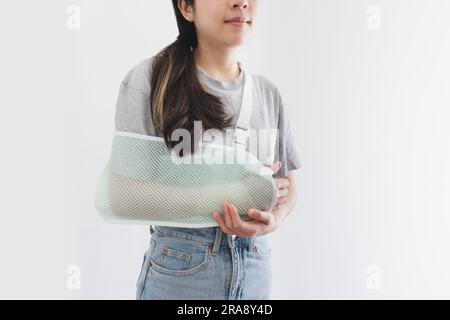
[212,202,279,237]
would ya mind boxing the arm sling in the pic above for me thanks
[94,61,278,227]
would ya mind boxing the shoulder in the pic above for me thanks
[249,73,284,123]
[250,73,283,103]
[120,55,156,95]
[251,73,277,91]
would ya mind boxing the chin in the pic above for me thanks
[228,33,251,45]
[223,39,246,48]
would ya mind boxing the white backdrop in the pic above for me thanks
[0,0,449,299]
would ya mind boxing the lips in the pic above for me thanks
[225,16,251,23]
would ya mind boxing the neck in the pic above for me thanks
[193,42,241,82]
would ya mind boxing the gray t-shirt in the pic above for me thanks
[114,56,302,177]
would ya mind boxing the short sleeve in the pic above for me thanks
[273,90,302,177]
[114,58,160,137]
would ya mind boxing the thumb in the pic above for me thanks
[265,161,282,174]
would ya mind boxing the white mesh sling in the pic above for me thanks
[94,61,278,227]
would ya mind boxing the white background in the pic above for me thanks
[0,0,449,299]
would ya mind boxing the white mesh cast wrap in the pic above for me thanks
[95,132,277,228]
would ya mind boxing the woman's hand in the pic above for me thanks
[273,171,291,211]
[212,202,278,237]
[212,161,291,237]
[264,161,291,211]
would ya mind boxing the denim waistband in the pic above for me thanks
[151,225,255,248]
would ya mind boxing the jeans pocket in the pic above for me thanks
[149,235,211,277]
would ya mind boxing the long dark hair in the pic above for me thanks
[150,0,235,155]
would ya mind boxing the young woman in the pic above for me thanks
[115,0,302,299]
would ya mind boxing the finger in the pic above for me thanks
[270,161,282,174]
[274,197,284,207]
[277,188,289,198]
[228,204,259,237]
[273,197,287,211]
[264,161,282,175]
[236,216,260,236]
[275,177,290,189]
[248,209,272,225]
[271,161,281,173]
[279,197,288,205]
[227,203,243,229]
[223,202,233,230]
[213,212,233,234]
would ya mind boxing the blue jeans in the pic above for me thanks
[136,225,272,300]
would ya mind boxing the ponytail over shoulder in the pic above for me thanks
[150,0,235,156]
